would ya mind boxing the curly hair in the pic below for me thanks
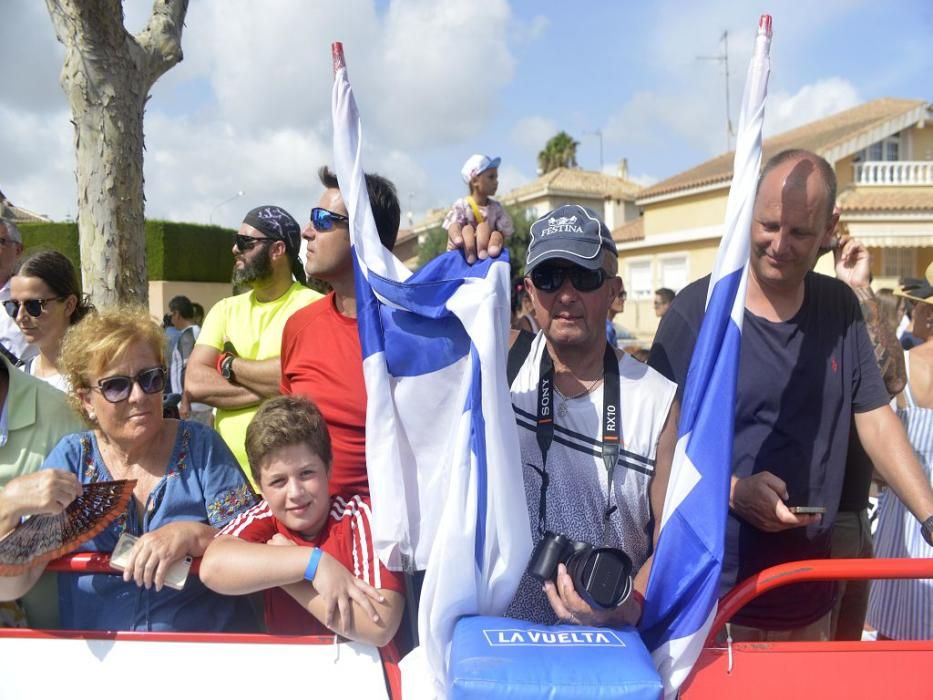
[59,305,165,423]
[245,395,333,486]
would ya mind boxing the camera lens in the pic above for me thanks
[568,547,633,609]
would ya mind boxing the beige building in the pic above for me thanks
[615,98,933,339]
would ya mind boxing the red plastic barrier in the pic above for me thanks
[707,557,933,644]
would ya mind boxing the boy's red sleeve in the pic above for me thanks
[217,501,277,543]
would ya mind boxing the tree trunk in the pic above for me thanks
[46,0,188,307]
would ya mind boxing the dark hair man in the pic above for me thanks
[649,149,933,641]
[653,288,675,318]
[186,205,321,487]
[280,166,400,501]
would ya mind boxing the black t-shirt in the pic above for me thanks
[649,272,888,629]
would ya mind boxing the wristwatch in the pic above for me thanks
[921,516,933,548]
[219,352,236,381]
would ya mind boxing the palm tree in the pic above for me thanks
[537,131,579,174]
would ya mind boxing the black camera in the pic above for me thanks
[527,531,633,610]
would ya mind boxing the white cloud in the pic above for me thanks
[509,116,559,154]
[764,77,860,137]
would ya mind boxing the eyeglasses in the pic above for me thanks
[530,265,610,293]
[93,367,167,403]
[234,234,276,252]
[3,297,64,319]
[0,237,19,248]
[310,207,349,232]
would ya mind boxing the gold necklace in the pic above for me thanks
[555,377,603,417]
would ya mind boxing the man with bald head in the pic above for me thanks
[650,149,933,640]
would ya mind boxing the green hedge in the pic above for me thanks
[19,220,236,283]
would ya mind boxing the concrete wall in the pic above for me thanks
[643,190,728,237]
[148,280,233,322]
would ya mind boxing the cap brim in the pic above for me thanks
[525,249,605,273]
[894,285,933,304]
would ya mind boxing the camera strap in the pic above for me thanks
[534,343,621,538]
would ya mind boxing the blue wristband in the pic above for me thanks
[303,548,323,582]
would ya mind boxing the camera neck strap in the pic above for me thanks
[534,343,621,537]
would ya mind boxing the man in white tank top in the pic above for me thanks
[497,205,679,627]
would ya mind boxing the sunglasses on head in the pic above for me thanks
[234,233,276,252]
[3,297,64,319]
[530,265,610,293]
[310,207,349,232]
[93,367,166,403]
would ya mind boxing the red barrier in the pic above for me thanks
[707,557,933,644]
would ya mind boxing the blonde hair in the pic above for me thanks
[59,305,165,422]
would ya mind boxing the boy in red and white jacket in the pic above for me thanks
[201,395,404,645]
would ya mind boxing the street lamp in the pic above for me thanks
[209,190,245,225]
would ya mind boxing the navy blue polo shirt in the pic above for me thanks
[649,272,888,629]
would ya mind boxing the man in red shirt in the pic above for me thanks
[200,395,404,645]
[279,166,400,500]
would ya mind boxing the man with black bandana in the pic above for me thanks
[187,205,320,488]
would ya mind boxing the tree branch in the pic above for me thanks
[46,0,127,52]
[135,0,189,82]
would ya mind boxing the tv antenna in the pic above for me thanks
[697,30,734,152]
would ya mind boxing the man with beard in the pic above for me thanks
[187,205,320,487]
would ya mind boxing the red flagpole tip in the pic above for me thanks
[759,14,772,34]
[332,42,345,73]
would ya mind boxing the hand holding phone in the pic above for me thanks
[109,532,193,591]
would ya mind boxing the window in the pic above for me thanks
[855,134,901,162]
[659,255,688,293]
[628,260,652,300]
[881,248,915,279]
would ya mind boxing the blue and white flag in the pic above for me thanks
[330,44,532,698]
[639,16,772,698]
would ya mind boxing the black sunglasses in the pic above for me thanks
[234,233,276,252]
[530,265,610,293]
[3,297,64,319]
[311,207,349,232]
[93,367,167,403]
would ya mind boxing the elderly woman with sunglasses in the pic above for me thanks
[0,307,259,632]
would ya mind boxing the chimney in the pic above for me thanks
[617,158,629,180]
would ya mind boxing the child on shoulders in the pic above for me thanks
[200,395,405,646]
[443,154,514,244]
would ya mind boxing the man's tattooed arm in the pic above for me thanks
[853,286,906,396]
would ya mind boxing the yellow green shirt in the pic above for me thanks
[196,282,321,486]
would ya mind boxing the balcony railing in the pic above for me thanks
[853,160,933,186]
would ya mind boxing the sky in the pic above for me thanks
[2,0,932,230]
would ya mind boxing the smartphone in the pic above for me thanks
[787,506,827,515]
[109,532,193,591]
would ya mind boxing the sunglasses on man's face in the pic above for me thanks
[234,234,276,252]
[93,367,167,403]
[3,297,64,319]
[530,265,610,293]
[310,207,349,232]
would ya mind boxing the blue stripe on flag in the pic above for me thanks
[355,250,503,376]
[464,345,488,569]
[640,267,742,650]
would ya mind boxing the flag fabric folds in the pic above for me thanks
[638,16,773,698]
[330,43,532,697]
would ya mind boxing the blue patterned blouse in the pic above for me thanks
[41,420,258,632]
